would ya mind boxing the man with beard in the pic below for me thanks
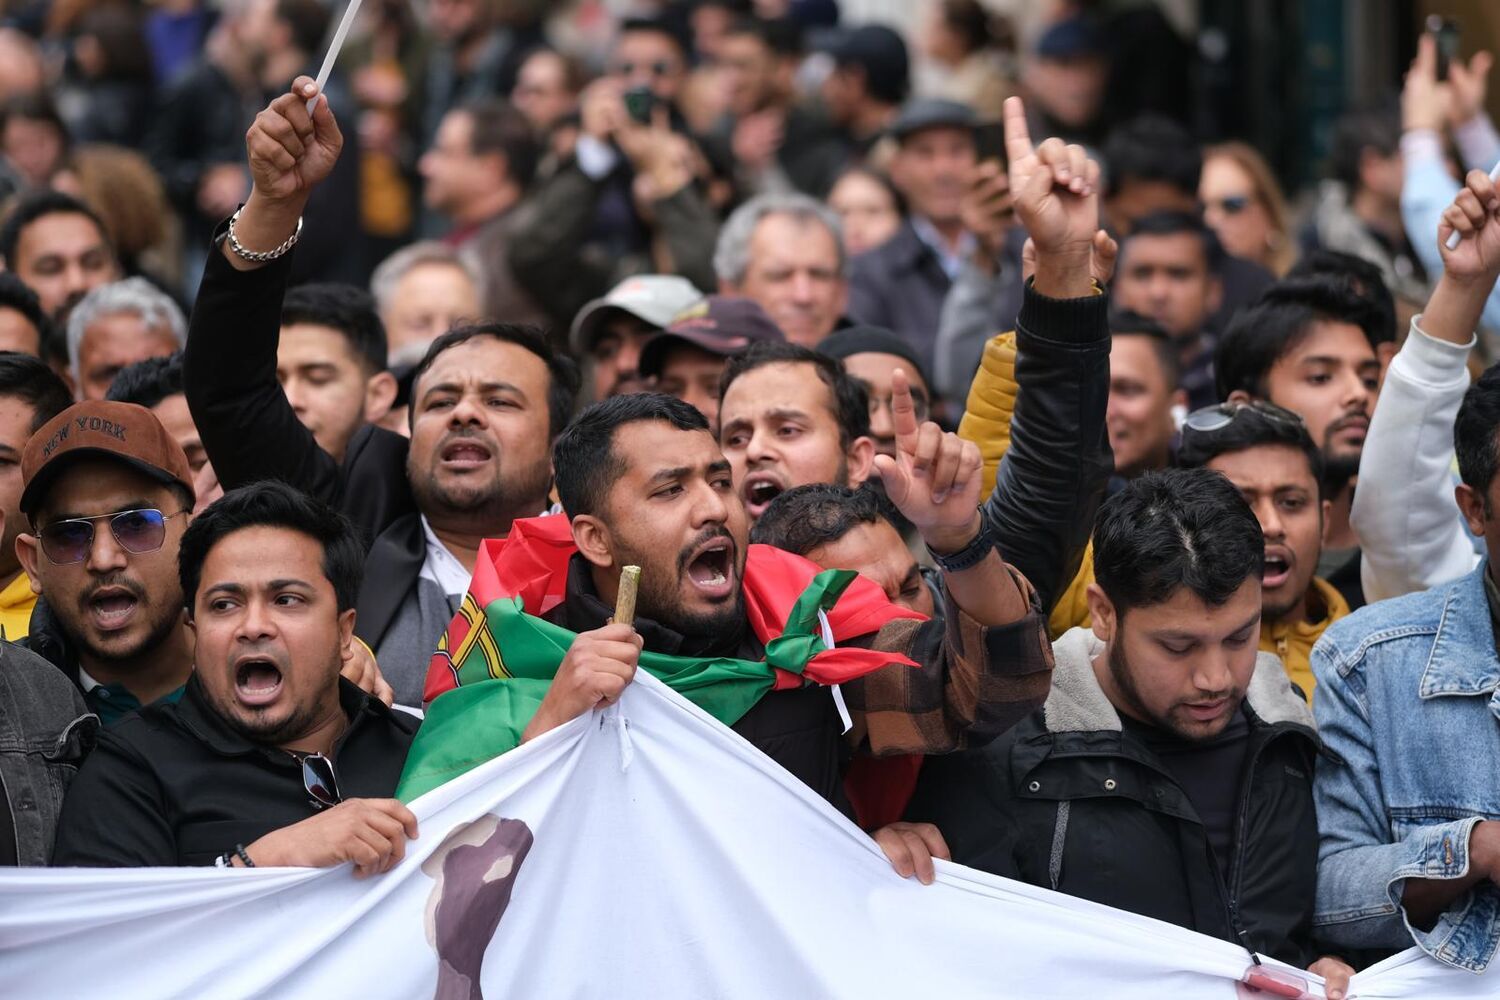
[718,340,876,523]
[1178,403,1347,699]
[16,400,198,725]
[907,469,1352,992]
[52,481,419,870]
[185,80,579,706]
[1214,275,1391,609]
[520,390,1052,882]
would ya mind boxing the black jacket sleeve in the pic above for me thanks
[981,282,1112,612]
[183,237,343,503]
[51,730,175,867]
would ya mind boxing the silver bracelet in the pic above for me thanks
[226,207,303,263]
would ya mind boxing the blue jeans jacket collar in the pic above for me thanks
[1419,562,1500,700]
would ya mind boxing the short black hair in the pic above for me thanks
[1287,248,1397,345]
[1121,210,1224,272]
[179,480,364,615]
[275,0,331,55]
[1176,405,1324,495]
[409,323,579,440]
[552,392,709,518]
[1103,115,1202,198]
[459,98,541,190]
[1093,467,1265,615]
[1328,106,1400,192]
[1455,362,1500,504]
[0,350,71,432]
[106,351,184,409]
[282,283,388,375]
[749,482,897,554]
[0,271,51,355]
[0,190,111,269]
[618,15,692,60]
[723,16,804,58]
[719,341,870,450]
[1110,309,1179,388]
[1214,276,1390,400]
[0,91,67,142]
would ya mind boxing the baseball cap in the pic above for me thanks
[569,275,704,355]
[1034,17,1107,60]
[638,296,785,377]
[816,325,929,389]
[888,98,979,142]
[21,400,194,518]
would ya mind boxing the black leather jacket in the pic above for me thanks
[980,281,1112,613]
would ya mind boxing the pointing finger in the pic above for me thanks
[1003,96,1034,166]
[889,367,920,457]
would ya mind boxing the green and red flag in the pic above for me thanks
[397,515,924,800]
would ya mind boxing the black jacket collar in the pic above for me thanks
[552,554,754,660]
[160,674,394,760]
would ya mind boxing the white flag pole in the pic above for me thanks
[305,0,366,114]
[1444,159,1500,250]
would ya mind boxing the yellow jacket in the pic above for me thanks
[0,570,36,641]
[1260,577,1348,702]
[957,331,1096,639]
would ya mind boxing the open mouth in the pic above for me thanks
[234,657,284,707]
[1262,551,1291,589]
[742,474,785,518]
[86,587,139,632]
[683,537,735,600]
[440,438,493,467]
[1183,698,1229,723]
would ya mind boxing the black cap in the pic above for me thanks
[816,326,929,389]
[888,98,979,141]
[823,25,909,99]
[639,296,785,377]
[1034,16,1107,60]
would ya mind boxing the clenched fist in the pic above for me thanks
[521,623,643,743]
[246,76,344,204]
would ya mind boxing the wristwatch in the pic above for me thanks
[928,516,995,574]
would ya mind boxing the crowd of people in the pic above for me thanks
[3,0,1500,992]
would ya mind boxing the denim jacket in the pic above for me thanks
[0,640,96,864]
[1311,563,1500,972]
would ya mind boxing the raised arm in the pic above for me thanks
[977,96,1114,612]
[183,79,345,503]
[1355,167,1500,600]
[842,367,1051,755]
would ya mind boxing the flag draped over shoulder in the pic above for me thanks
[398,516,923,800]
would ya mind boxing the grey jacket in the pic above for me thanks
[0,641,96,865]
[846,221,954,376]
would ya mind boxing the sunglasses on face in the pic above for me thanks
[1204,194,1253,215]
[38,508,186,565]
[1183,399,1305,434]
[613,60,675,78]
[297,752,342,810]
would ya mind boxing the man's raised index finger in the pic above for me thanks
[1003,96,1034,165]
[890,367,920,452]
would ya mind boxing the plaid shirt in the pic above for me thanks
[842,566,1053,756]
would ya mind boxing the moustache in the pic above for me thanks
[676,526,736,575]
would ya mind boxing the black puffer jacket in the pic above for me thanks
[907,627,1324,967]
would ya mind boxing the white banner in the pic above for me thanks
[0,672,1489,999]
